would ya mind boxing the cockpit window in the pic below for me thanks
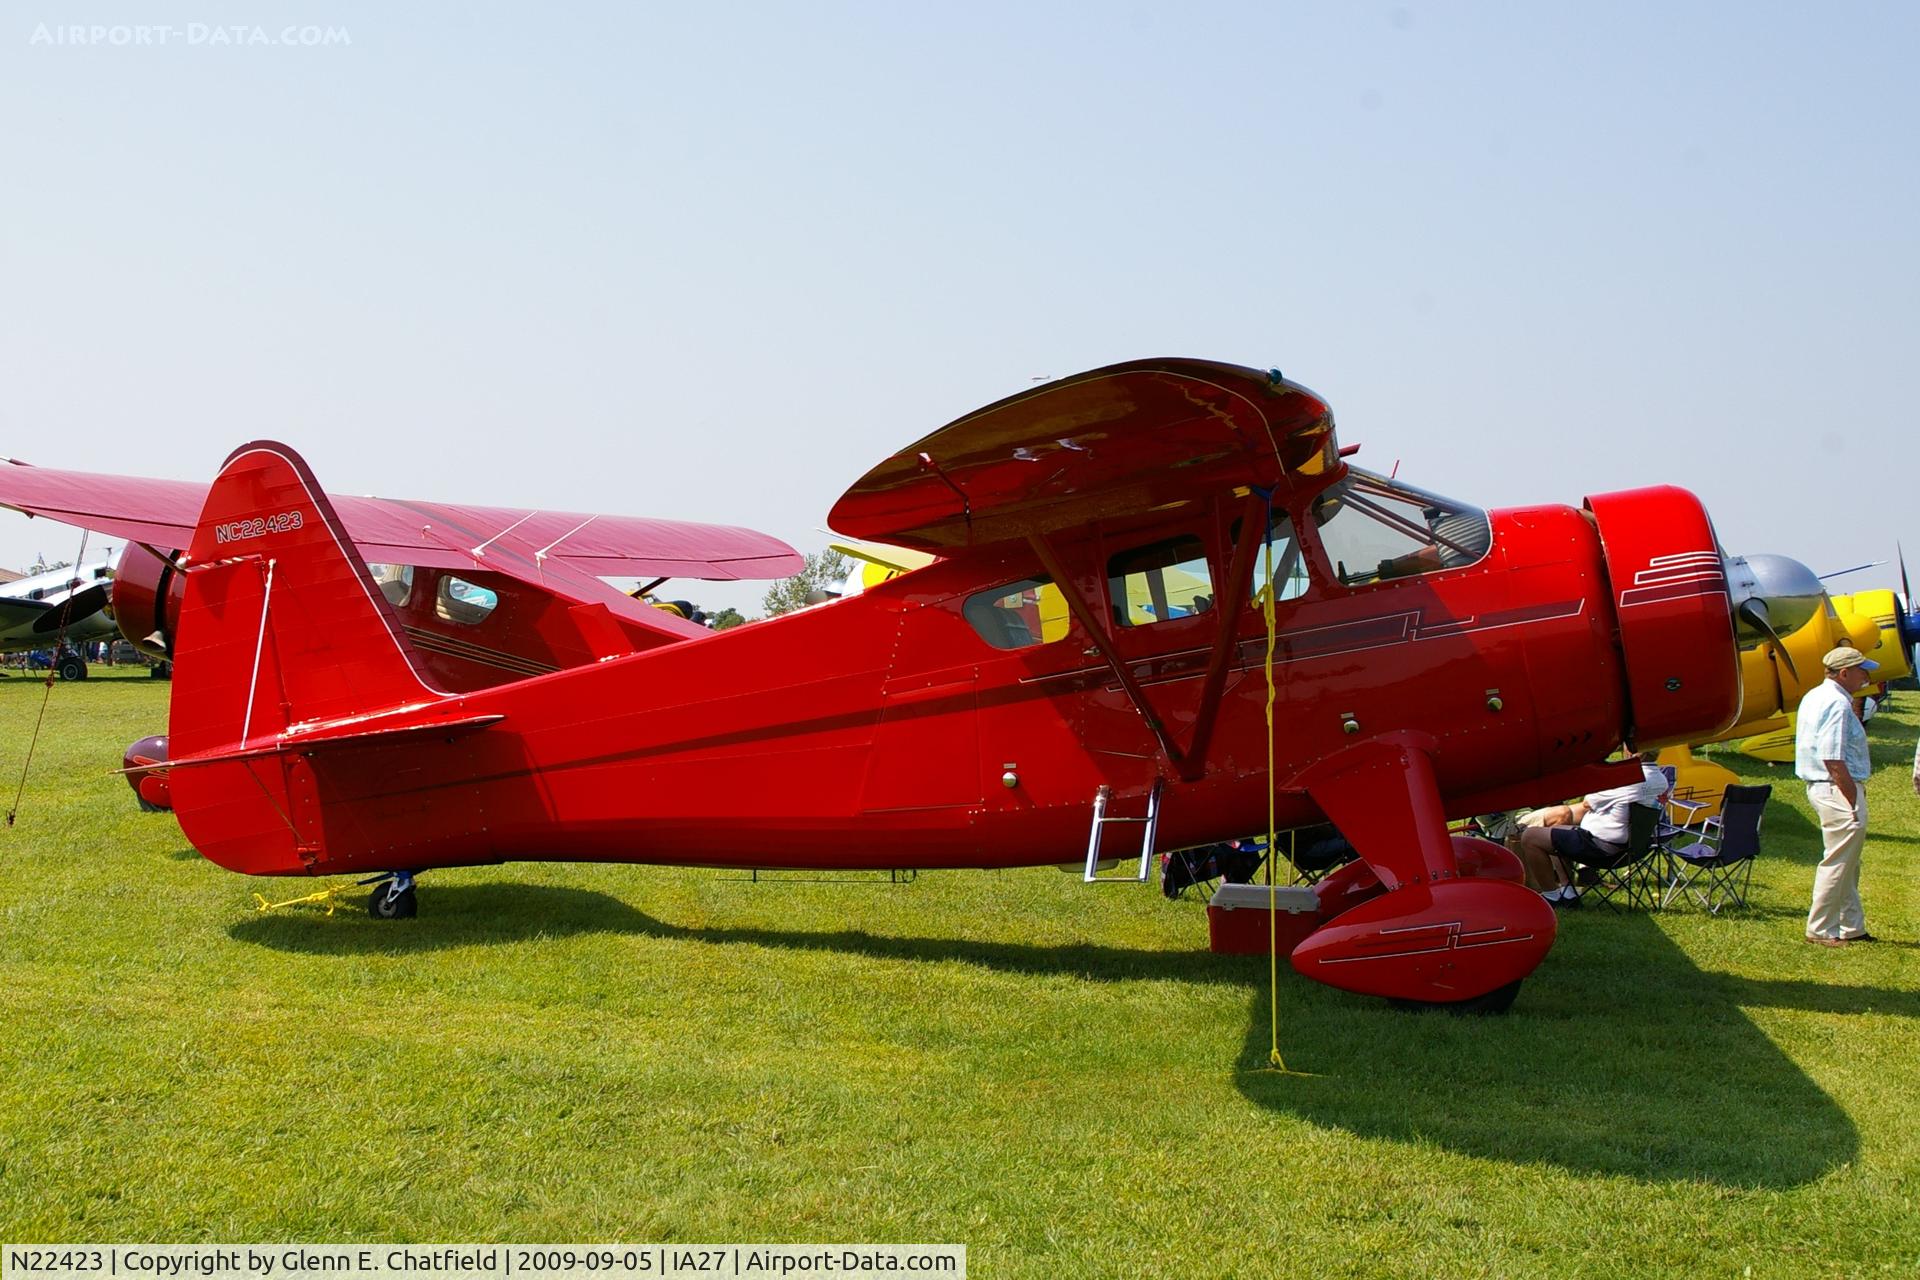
[1311,467,1491,589]
[1108,536,1215,627]
[369,563,414,608]
[964,577,1067,650]
[435,574,498,625]
[1232,510,1312,606]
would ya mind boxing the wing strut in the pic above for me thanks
[1029,492,1271,782]
[1028,533,1186,772]
[1179,491,1271,775]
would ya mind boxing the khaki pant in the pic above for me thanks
[1806,781,1868,940]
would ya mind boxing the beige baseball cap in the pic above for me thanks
[1823,646,1880,673]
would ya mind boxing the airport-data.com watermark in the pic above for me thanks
[28,22,351,48]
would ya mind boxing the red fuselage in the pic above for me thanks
[170,472,1737,879]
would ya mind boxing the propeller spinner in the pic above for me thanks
[1724,552,1825,683]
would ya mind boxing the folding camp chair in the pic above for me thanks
[1662,783,1770,913]
[1280,825,1358,885]
[1577,803,1667,911]
[1655,764,1711,845]
[1161,838,1266,900]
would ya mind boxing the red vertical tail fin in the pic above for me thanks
[168,441,442,874]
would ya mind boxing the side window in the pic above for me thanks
[435,574,498,626]
[964,577,1067,650]
[1233,511,1311,606]
[1312,468,1492,589]
[369,563,414,608]
[1107,536,1214,628]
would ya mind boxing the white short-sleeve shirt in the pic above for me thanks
[1794,678,1871,783]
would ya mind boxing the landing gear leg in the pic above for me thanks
[366,871,419,920]
[1289,734,1557,1010]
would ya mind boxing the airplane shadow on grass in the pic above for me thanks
[227,883,1242,984]
[227,882,1916,1189]
[1234,909,1911,1191]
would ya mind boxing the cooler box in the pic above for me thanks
[1207,883,1322,956]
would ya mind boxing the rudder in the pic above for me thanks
[167,442,444,873]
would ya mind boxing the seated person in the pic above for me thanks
[1500,804,1579,891]
[1373,544,1444,582]
[1516,751,1671,904]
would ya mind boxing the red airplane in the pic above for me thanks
[1,452,803,806]
[2,359,1796,1010]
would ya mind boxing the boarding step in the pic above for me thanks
[1082,779,1164,884]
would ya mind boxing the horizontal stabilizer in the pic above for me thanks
[124,711,505,775]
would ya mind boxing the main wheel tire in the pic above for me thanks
[1388,979,1523,1016]
[1452,979,1524,1014]
[57,655,87,682]
[368,881,418,920]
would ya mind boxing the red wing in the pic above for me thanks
[0,458,802,581]
[0,464,205,549]
[827,358,1339,551]
[329,496,801,581]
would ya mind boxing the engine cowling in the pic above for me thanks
[111,543,184,661]
[1583,486,1742,749]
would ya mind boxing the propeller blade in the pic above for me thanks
[29,583,111,635]
[1899,543,1917,665]
[1736,598,1799,683]
[1817,560,1885,580]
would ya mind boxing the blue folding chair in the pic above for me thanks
[1662,783,1771,913]
[1655,764,1712,844]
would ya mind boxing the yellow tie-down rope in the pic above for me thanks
[1261,515,1314,1078]
[252,883,357,915]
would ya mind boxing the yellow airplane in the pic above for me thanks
[1660,558,1916,814]
[1731,585,1916,762]
[828,536,937,590]
[1829,585,1916,684]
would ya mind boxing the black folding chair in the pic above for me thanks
[1280,825,1358,885]
[1576,803,1667,911]
[1662,783,1770,913]
[1161,839,1266,900]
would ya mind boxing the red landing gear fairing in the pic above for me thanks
[3,359,1812,1009]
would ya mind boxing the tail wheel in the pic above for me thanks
[368,879,418,920]
[57,654,87,681]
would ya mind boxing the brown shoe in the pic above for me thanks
[1805,935,1848,947]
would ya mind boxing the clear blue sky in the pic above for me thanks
[2,2,1913,612]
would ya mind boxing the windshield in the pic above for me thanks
[1311,467,1492,589]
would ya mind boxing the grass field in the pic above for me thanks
[2,667,1916,1277]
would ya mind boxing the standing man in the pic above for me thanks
[1797,646,1879,945]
